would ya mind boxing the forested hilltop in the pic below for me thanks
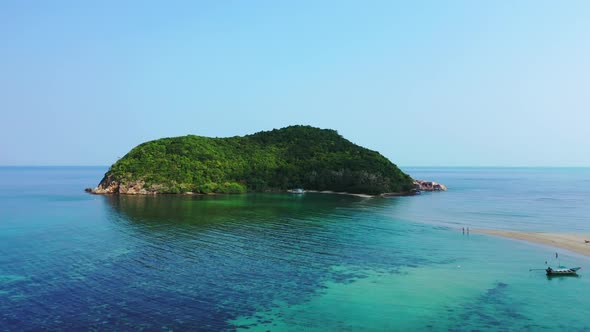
[91,126,415,195]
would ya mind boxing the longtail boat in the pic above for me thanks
[546,266,581,276]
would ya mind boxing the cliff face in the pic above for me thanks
[89,125,420,195]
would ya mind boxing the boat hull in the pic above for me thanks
[546,267,580,276]
[546,272,578,276]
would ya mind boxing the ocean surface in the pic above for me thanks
[1,167,590,331]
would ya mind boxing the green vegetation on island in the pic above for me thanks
[94,125,415,195]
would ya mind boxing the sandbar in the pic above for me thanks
[476,229,590,258]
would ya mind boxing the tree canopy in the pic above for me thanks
[100,125,414,195]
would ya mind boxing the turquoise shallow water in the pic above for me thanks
[1,167,589,331]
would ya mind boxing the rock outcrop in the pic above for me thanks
[413,180,447,191]
[90,176,157,195]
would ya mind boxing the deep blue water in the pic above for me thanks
[1,167,589,331]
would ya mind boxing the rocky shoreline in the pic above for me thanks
[86,176,158,195]
[413,180,448,192]
[86,178,447,196]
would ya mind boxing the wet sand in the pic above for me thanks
[476,229,590,257]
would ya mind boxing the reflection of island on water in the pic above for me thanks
[104,193,394,230]
[99,192,434,273]
[100,193,414,271]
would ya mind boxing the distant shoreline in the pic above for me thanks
[475,229,590,258]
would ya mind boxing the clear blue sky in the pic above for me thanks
[1,1,589,166]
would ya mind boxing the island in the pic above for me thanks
[88,125,446,196]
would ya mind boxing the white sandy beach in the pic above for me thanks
[476,229,590,258]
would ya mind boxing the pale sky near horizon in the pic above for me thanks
[1,1,589,166]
